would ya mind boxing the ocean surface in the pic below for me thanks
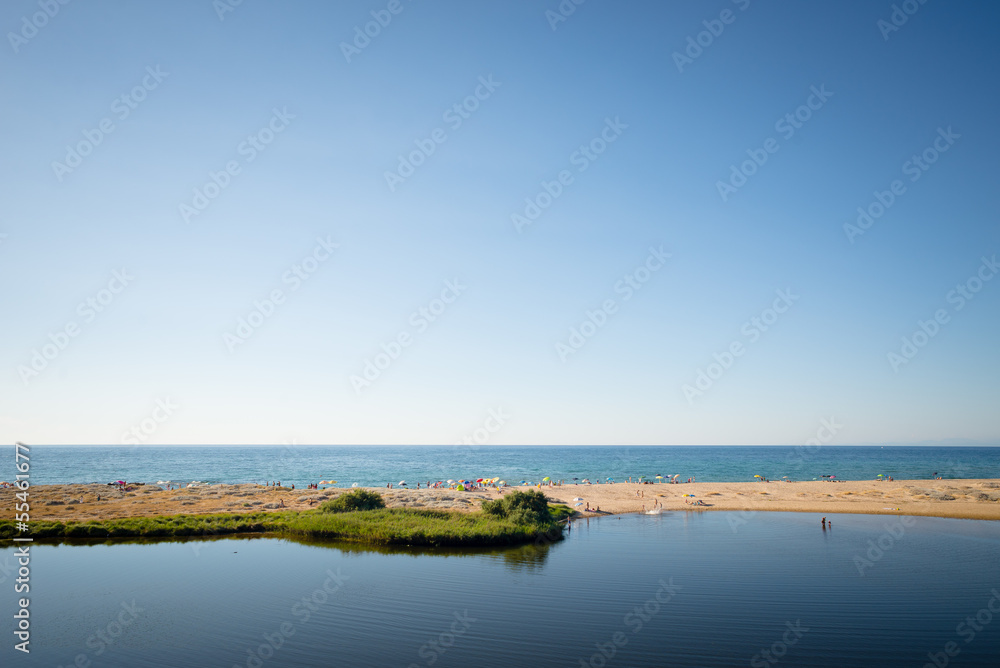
[2,445,998,488]
[3,512,999,667]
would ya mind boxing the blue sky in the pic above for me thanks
[1,0,998,446]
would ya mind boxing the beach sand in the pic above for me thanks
[4,479,1000,523]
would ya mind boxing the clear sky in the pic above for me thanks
[1,0,998,446]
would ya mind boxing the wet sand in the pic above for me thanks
[4,479,1000,523]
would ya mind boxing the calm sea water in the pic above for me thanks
[1,445,998,488]
[2,512,999,667]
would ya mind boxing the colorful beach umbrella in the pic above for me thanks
[542,477,551,481]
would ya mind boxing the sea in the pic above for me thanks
[2,445,998,488]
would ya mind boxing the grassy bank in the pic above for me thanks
[0,490,570,547]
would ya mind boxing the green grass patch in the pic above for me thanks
[0,491,567,548]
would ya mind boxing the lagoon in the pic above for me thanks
[3,512,999,667]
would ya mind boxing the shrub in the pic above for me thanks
[319,489,386,513]
[480,490,551,524]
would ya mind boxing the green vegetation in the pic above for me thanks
[0,491,569,547]
[318,488,386,513]
[481,489,552,524]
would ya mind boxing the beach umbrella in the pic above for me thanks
[574,502,584,506]
[476,478,484,482]
[519,480,526,484]
[500,481,506,485]
[754,475,763,478]
[351,483,358,487]
[542,476,551,482]
[573,497,584,501]
[399,481,406,486]
[607,477,614,482]
[447,479,455,484]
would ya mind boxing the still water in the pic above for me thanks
[2,512,999,667]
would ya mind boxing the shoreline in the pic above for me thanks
[3,478,999,523]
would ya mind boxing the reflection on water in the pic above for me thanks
[25,530,557,571]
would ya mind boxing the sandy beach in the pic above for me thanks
[5,478,1000,523]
